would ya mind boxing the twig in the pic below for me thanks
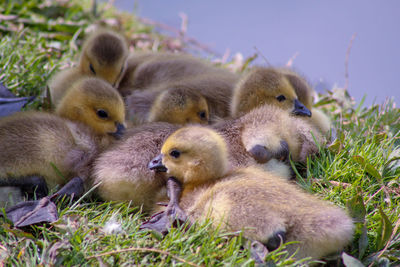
[220,48,231,64]
[365,183,395,206]
[326,180,351,188]
[286,52,299,67]
[253,46,271,66]
[365,185,384,205]
[0,14,18,21]
[344,33,357,91]
[137,16,217,55]
[179,12,188,36]
[312,178,351,188]
[100,0,116,15]
[87,247,202,267]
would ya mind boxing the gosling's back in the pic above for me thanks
[186,167,354,260]
[0,112,97,188]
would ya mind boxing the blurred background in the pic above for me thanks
[111,0,399,106]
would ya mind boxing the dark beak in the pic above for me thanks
[109,122,125,140]
[292,99,312,117]
[148,154,168,172]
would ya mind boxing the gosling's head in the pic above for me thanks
[278,68,314,110]
[79,29,128,87]
[231,67,311,118]
[56,77,126,139]
[148,126,228,186]
[148,86,209,125]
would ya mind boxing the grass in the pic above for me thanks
[0,0,399,266]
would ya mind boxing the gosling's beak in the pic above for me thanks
[148,154,168,172]
[109,122,125,140]
[292,99,312,117]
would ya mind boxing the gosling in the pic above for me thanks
[92,104,323,211]
[0,77,125,201]
[48,28,128,107]
[148,126,354,261]
[231,66,331,136]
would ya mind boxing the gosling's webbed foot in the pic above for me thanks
[140,204,188,234]
[0,175,48,199]
[0,82,15,98]
[21,175,49,199]
[250,240,269,264]
[0,81,35,117]
[249,141,289,164]
[140,177,188,234]
[264,230,286,252]
[250,231,286,266]
[52,177,84,202]
[4,177,85,228]
[140,211,169,234]
[5,197,57,228]
[163,201,188,227]
[0,96,35,117]
[248,145,273,164]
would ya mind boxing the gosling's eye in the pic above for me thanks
[276,95,286,102]
[198,111,207,120]
[96,109,108,119]
[169,149,181,158]
[89,64,96,75]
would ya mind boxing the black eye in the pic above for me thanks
[276,95,286,102]
[96,109,108,119]
[169,149,181,158]
[89,64,96,75]
[198,111,207,120]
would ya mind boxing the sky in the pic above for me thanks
[112,0,400,106]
